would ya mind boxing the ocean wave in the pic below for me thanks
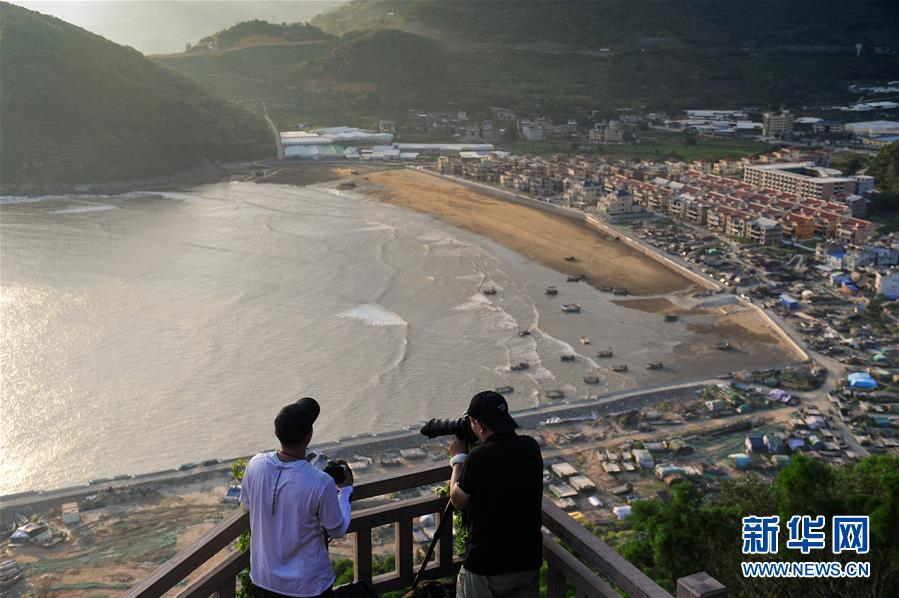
[51,205,117,214]
[337,303,408,327]
[0,195,56,205]
[453,293,494,311]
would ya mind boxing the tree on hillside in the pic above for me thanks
[619,455,899,597]
[832,151,869,175]
[869,142,899,195]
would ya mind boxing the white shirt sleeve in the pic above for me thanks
[320,484,353,539]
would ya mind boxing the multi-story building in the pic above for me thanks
[589,120,624,144]
[837,218,876,244]
[747,217,783,245]
[763,111,794,139]
[744,163,861,200]
[876,271,899,299]
[782,213,816,241]
[596,189,643,222]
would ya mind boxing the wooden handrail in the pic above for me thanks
[126,463,451,597]
[124,508,249,598]
[178,550,248,598]
[543,533,619,598]
[127,462,718,598]
[542,497,673,598]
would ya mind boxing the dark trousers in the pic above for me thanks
[258,587,333,598]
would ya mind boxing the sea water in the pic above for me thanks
[0,181,745,493]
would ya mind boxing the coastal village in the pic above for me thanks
[4,104,899,595]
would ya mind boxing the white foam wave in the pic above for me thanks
[454,293,494,311]
[355,222,397,233]
[51,205,117,214]
[0,195,56,205]
[338,304,408,327]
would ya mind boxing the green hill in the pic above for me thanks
[191,19,333,52]
[312,0,899,48]
[0,2,275,191]
[155,0,899,130]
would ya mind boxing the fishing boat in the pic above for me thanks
[583,375,600,384]
[596,348,613,358]
[612,287,628,296]
[560,354,576,362]
[716,342,734,351]
[611,364,628,372]
[567,274,587,283]
[580,336,591,344]
[545,390,565,399]
[646,362,664,370]
[545,286,558,295]
[599,286,613,292]
[495,386,514,394]
[510,361,530,371]
[664,314,679,322]
[561,303,581,313]
[337,181,357,190]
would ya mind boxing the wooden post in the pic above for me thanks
[546,562,567,598]
[396,519,413,579]
[216,579,236,598]
[677,571,726,598]
[353,529,373,581]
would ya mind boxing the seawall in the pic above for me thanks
[0,380,711,526]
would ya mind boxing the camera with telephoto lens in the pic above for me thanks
[306,452,352,485]
[419,415,477,443]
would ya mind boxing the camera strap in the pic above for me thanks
[411,499,454,590]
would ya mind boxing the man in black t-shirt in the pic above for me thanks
[448,391,544,598]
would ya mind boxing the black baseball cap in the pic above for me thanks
[274,397,320,445]
[466,391,518,433]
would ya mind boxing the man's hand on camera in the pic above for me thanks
[338,463,353,488]
[449,434,468,457]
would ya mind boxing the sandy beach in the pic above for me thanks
[357,169,693,296]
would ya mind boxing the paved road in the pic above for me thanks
[262,102,283,160]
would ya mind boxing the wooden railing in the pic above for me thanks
[126,463,724,598]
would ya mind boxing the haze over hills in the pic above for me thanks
[0,2,275,191]
[156,0,899,130]
[8,0,345,55]
[311,0,899,48]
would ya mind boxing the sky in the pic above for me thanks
[9,0,346,54]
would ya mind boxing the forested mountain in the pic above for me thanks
[0,2,274,191]
[311,0,899,48]
[156,0,899,129]
[190,20,333,52]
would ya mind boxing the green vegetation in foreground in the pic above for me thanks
[500,133,772,161]
[0,2,274,191]
[610,455,899,596]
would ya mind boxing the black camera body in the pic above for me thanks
[420,416,478,443]
[323,459,352,485]
[306,452,352,485]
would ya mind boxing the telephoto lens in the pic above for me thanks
[419,416,477,443]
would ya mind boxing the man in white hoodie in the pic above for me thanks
[240,398,353,598]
